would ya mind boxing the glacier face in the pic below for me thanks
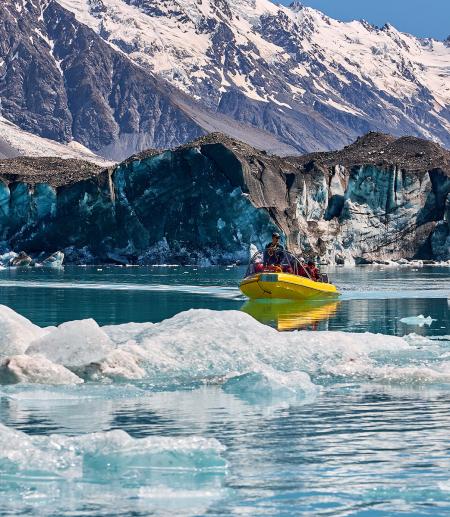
[56,0,450,154]
[0,132,448,264]
[1,138,279,264]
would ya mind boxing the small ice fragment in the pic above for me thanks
[222,368,316,405]
[400,315,436,327]
[0,355,83,385]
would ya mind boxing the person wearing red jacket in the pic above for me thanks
[307,260,320,281]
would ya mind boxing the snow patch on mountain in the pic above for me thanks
[0,117,112,164]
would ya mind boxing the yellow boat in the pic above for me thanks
[239,250,340,301]
[242,299,340,331]
[240,272,339,300]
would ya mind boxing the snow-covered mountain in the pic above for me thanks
[1,0,450,158]
[55,0,450,153]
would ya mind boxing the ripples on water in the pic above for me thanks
[0,265,449,516]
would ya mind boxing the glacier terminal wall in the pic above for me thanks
[0,133,448,264]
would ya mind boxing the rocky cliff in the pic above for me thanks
[0,132,448,264]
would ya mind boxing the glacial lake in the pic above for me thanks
[0,265,450,516]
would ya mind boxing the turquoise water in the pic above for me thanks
[0,265,448,333]
[0,265,449,516]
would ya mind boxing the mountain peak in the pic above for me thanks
[3,0,450,160]
[289,1,304,13]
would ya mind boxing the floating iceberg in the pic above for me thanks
[0,423,226,479]
[0,250,64,268]
[9,251,32,267]
[0,251,18,266]
[400,315,436,327]
[0,305,448,391]
[41,251,65,268]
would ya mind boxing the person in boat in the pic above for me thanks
[297,262,310,278]
[263,232,284,267]
[306,260,320,281]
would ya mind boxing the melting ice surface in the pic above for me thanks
[0,265,449,516]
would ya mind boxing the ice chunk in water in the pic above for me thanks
[40,251,64,268]
[223,367,317,404]
[0,424,226,479]
[400,315,436,327]
[0,304,48,357]
[27,319,113,368]
[0,251,17,266]
[0,355,83,385]
[59,431,227,472]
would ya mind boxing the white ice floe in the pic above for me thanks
[0,306,448,390]
[400,315,436,327]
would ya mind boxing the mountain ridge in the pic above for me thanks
[1,0,450,160]
[55,0,450,151]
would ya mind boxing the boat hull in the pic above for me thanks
[239,273,339,300]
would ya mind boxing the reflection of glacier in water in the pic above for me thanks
[0,266,449,516]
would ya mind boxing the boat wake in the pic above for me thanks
[0,280,243,299]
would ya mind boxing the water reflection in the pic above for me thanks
[242,297,449,336]
[242,299,340,331]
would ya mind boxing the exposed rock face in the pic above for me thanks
[57,0,450,155]
[0,133,448,264]
[0,0,205,160]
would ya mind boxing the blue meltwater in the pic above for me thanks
[0,265,449,516]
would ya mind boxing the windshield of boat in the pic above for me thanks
[245,250,312,279]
